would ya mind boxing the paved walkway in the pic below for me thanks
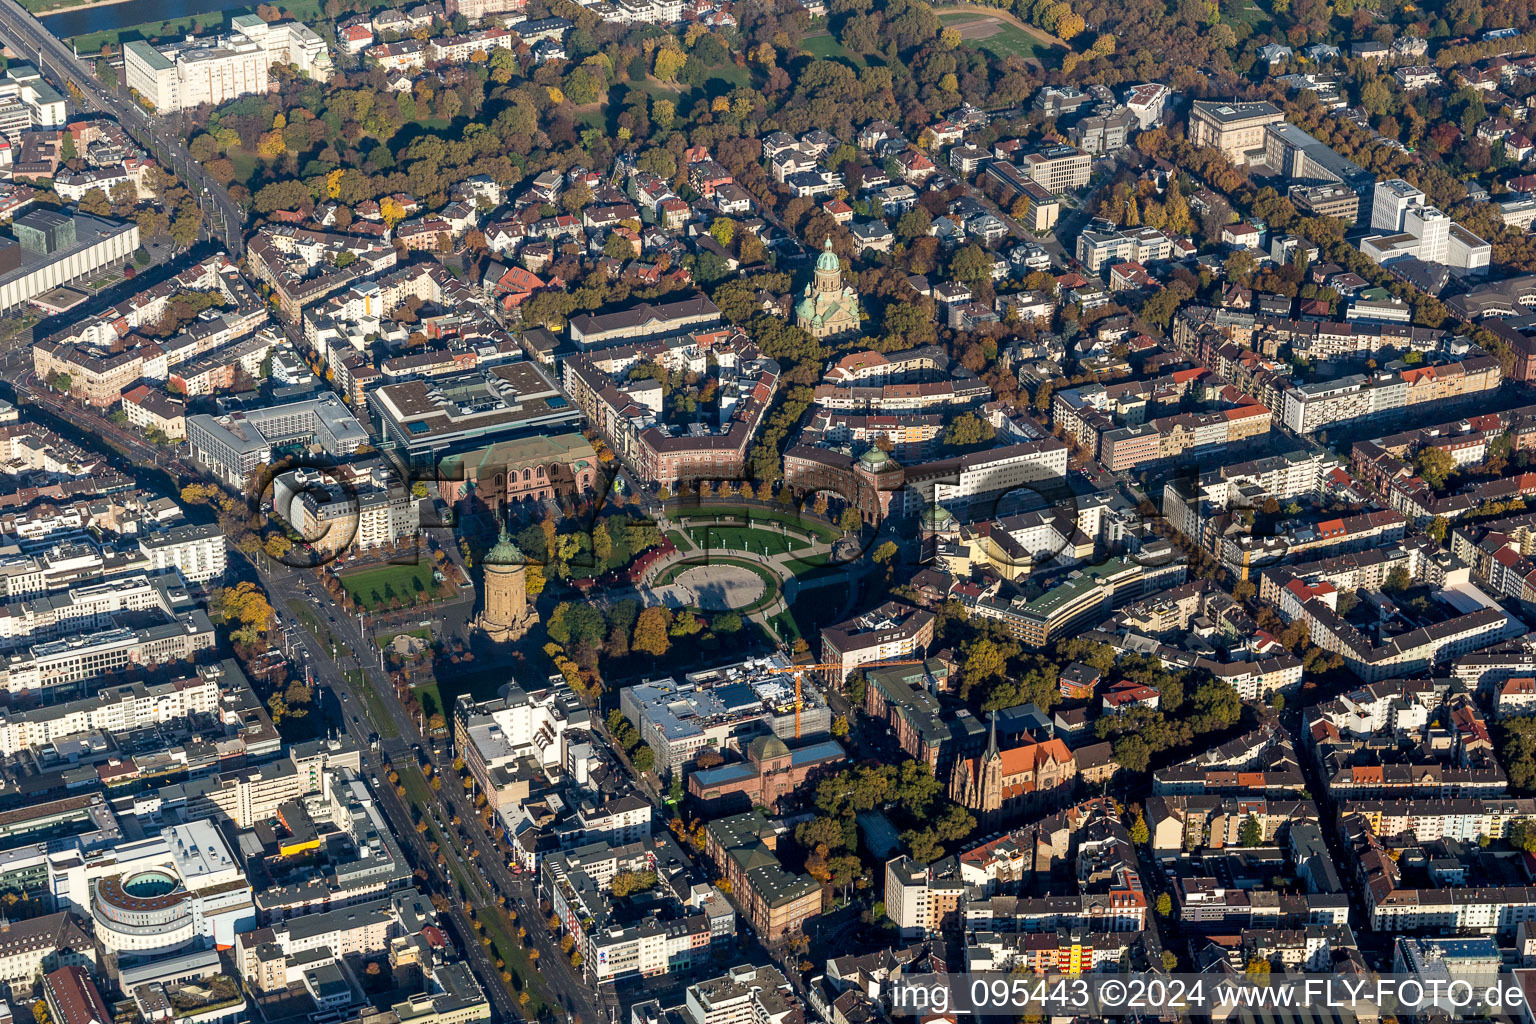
[613,516,877,630]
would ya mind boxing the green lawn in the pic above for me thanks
[801,33,864,65]
[686,524,806,556]
[665,530,693,553]
[1221,0,1273,34]
[939,12,1057,62]
[376,627,432,649]
[764,611,802,645]
[763,578,851,646]
[782,556,833,578]
[291,603,332,649]
[20,0,95,13]
[227,150,261,188]
[675,505,841,543]
[340,563,437,610]
[413,681,445,722]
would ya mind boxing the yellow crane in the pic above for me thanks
[764,658,928,738]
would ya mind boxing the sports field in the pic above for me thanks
[938,11,1061,62]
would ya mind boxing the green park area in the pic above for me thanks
[685,524,807,556]
[339,563,437,610]
[675,505,842,543]
[801,33,865,65]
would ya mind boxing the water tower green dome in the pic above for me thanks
[921,506,955,530]
[485,525,524,565]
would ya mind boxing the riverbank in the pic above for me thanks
[22,0,134,16]
[41,0,324,52]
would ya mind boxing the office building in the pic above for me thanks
[1262,123,1370,190]
[1290,183,1360,222]
[1020,145,1091,194]
[186,393,368,488]
[368,361,580,462]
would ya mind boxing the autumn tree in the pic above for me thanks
[209,582,274,647]
[632,606,672,657]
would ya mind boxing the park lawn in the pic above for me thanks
[783,553,830,575]
[764,610,801,645]
[341,563,437,610]
[291,603,333,650]
[700,62,749,90]
[686,524,806,556]
[21,0,91,14]
[801,33,865,65]
[678,505,841,543]
[1221,0,1273,34]
[938,12,1055,62]
[413,680,445,721]
[665,530,693,553]
[789,581,851,634]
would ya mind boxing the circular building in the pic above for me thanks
[92,869,195,955]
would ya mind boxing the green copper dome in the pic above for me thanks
[748,734,790,762]
[859,447,892,468]
[921,505,955,529]
[485,525,524,565]
[816,237,840,272]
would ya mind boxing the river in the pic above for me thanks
[38,0,233,40]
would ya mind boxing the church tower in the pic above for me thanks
[813,237,844,295]
[976,711,1004,819]
[475,525,536,642]
[950,711,1005,820]
[795,238,862,339]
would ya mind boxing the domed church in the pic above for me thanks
[795,239,862,339]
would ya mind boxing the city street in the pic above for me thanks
[268,567,524,1023]
[264,557,611,1024]
[0,0,246,252]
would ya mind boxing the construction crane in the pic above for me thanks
[765,658,928,738]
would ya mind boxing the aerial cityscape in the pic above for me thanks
[2,0,1536,1020]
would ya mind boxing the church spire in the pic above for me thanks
[985,709,999,760]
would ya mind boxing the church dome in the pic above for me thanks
[816,237,840,273]
[748,734,790,762]
[484,525,524,566]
